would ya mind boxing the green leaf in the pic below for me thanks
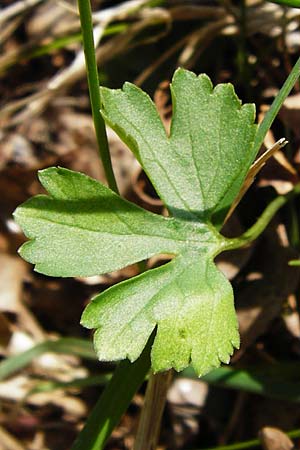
[289,260,300,266]
[14,167,198,277]
[14,68,257,376]
[101,68,257,227]
[82,253,239,375]
[71,340,152,450]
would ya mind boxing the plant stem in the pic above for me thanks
[253,55,300,156]
[198,428,300,450]
[134,370,173,450]
[77,0,119,193]
[222,183,300,252]
[237,0,250,99]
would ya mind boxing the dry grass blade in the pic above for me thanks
[178,17,234,67]
[245,2,300,36]
[225,138,288,223]
[0,0,164,126]
[0,0,43,26]
[273,149,297,175]
[0,16,22,45]
[134,33,191,86]
[136,1,300,87]
[262,121,296,175]
[0,22,105,126]
[93,0,150,23]
[219,0,239,19]
[248,138,289,178]
[0,425,26,450]
[169,5,225,21]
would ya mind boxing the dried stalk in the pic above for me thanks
[134,370,173,450]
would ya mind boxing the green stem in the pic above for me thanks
[198,428,300,450]
[77,0,119,193]
[222,183,300,251]
[201,437,259,450]
[237,0,250,98]
[287,199,300,249]
[253,56,300,155]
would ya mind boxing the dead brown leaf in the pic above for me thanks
[0,253,27,314]
[259,427,294,450]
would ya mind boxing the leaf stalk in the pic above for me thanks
[222,183,300,252]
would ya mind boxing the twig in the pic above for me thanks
[134,370,173,450]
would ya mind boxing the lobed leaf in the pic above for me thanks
[14,68,258,375]
[14,167,197,277]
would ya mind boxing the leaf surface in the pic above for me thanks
[101,68,257,226]
[14,167,207,277]
[82,252,239,375]
[14,68,257,375]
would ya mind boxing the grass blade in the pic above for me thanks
[27,374,112,396]
[198,428,300,450]
[253,56,300,155]
[71,342,151,450]
[0,338,96,381]
[182,364,300,402]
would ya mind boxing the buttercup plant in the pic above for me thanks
[15,68,257,376]
[13,0,300,447]
[14,65,300,375]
